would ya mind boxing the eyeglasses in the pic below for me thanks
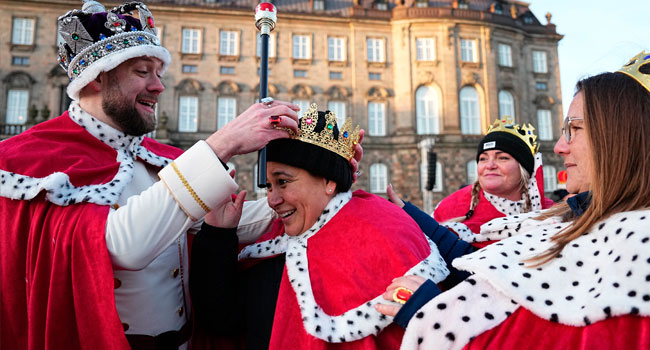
[561,117,584,143]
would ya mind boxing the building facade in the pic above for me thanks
[0,0,564,212]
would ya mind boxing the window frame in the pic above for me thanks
[217,96,237,130]
[6,89,30,125]
[370,163,388,193]
[415,86,440,135]
[533,50,548,73]
[327,101,347,126]
[537,109,553,140]
[181,28,202,54]
[12,17,35,46]
[368,101,386,136]
[460,39,478,63]
[498,43,513,67]
[416,37,436,62]
[178,95,199,132]
[459,86,481,135]
[366,38,385,63]
[219,30,238,56]
[498,90,515,120]
[292,34,311,60]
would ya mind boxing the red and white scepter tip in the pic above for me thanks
[255,2,277,35]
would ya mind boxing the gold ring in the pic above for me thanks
[392,287,413,304]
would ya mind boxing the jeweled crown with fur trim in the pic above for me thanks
[291,103,360,160]
[617,51,650,93]
[487,117,538,155]
[57,1,170,100]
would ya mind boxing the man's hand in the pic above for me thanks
[206,100,300,162]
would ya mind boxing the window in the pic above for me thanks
[415,0,428,8]
[457,0,468,9]
[366,38,385,63]
[219,30,238,56]
[220,66,235,75]
[533,50,548,73]
[292,34,311,59]
[493,3,504,15]
[459,87,481,134]
[293,100,311,118]
[329,71,342,80]
[368,102,386,136]
[416,38,435,61]
[327,101,346,126]
[536,82,548,91]
[294,69,307,78]
[421,161,443,192]
[415,86,440,134]
[182,65,197,73]
[181,28,201,54]
[543,165,557,191]
[498,90,515,119]
[523,14,534,24]
[178,96,198,132]
[11,57,29,66]
[256,33,277,58]
[12,18,34,45]
[217,97,236,129]
[369,72,382,80]
[370,163,388,193]
[314,0,325,10]
[466,160,477,184]
[498,44,512,67]
[375,0,388,10]
[328,37,346,62]
[6,90,29,124]
[460,39,477,62]
[537,109,553,140]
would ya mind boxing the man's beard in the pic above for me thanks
[101,74,156,136]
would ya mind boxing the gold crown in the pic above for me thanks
[617,51,650,93]
[290,103,360,160]
[486,117,538,155]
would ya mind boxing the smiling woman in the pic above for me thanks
[190,104,449,350]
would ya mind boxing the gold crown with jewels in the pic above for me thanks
[290,103,360,160]
[487,117,538,155]
[617,51,650,93]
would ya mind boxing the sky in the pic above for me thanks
[528,0,650,116]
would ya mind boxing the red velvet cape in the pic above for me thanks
[265,191,433,349]
[465,307,650,349]
[0,113,182,349]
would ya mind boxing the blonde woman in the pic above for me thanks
[382,52,650,349]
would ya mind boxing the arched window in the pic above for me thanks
[327,101,346,126]
[543,165,557,192]
[217,97,236,129]
[368,102,386,136]
[498,90,515,120]
[292,99,311,118]
[466,160,477,184]
[415,86,440,134]
[369,163,388,193]
[459,86,481,134]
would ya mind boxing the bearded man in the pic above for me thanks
[0,1,299,349]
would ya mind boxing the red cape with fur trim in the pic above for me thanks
[0,113,182,349]
[264,191,433,349]
[465,307,650,349]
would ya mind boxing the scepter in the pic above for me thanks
[255,2,277,188]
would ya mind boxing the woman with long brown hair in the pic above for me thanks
[381,51,650,349]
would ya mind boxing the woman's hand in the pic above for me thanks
[386,183,405,208]
[374,275,426,317]
[205,170,247,228]
[350,129,365,182]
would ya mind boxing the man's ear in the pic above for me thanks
[86,72,105,93]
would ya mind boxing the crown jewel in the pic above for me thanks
[57,1,160,81]
[486,117,538,155]
[290,103,360,160]
[617,51,650,93]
